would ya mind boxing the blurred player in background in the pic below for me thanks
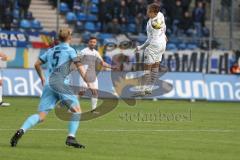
[78,37,116,114]
[10,28,89,148]
[136,3,167,96]
[0,51,10,106]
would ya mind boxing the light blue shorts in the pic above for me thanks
[38,85,79,112]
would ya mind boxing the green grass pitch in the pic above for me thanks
[0,97,240,160]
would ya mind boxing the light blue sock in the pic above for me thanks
[21,114,40,132]
[68,113,80,137]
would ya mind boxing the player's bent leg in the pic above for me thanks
[0,79,10,107]
[90,88,99,113]
[65,101,85,148]
[133,63,152,97]
[146,62,160,95]
[10,111,49,147]
[133,64,152,97]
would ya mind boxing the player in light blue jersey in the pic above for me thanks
[10,28,89,148]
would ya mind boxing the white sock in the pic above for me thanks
[0,85,2,102]
[91,97,98,110]
[149,67,159,91]
[68,134,75,137]
[143,70,151,91]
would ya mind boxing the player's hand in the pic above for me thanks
[111,65,120,70]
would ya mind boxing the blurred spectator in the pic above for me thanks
[82,0,92,15]
[99,0,112,32]
[3,8,13,30]
[135,0,147,17]
[172,0,183,35]
[106,18,121,34]
[49,0,57,8]
[110,0,121,19]
[192,1,205,37]
[162,0,175,22]
[195,0,208,8]
[120,17,128,33]
[0,0,8,28]
[180,11,194,35]
[220,0,232,22]
[18,0,31,19]
[182,0,192,13]
[119,0,129,21]
[126,0,137,18]
[135,0,147,34]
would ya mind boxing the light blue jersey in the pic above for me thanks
[39,43,78,85]
[38,43,79,112]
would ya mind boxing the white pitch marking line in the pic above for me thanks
[0,129,237,133]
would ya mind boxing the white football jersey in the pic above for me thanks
[140,12,166,49]
[78,47,103,70]
[77,47,103,84]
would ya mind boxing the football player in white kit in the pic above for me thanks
[78,37,116,113]
[0,51,10,106]
[136,3,167,96]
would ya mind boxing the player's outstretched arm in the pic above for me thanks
[100,60,118,70]
[34,59,45,86]
[136,39,150,52]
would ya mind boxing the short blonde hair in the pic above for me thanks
[58,28,72,42]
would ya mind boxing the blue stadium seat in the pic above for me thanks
[95,22,101,31]
[92,0,99,4]
[90,4,98,14]
[128,23,136,33]
[77,12,87,21]
[31,19,42,30]
[97,33,114,41]
[87,14,98,21]
[66,12,77,23]
[13,9,19,19]
[60,2,69,14]
[84,22,96,32]
[137,34,147,43]
[76,21,84,31]
[166,43,177,51]
[178,43,187,50]
[169,37,180,44]
[20,19,31,30]
[128,16,135,24]
[186,43,198,50]
[82,32,91,42]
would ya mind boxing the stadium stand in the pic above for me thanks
[0,0,239,50]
